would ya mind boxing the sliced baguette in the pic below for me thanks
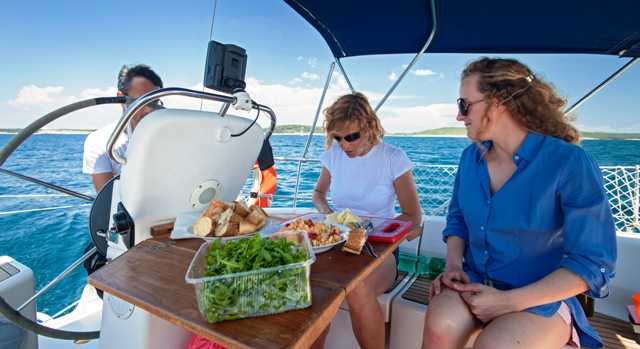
[193,216,216,237]
[342,228,366,255]
[250,205,269,218]
[233,200,251,218]
[238,221,257,235]
[245,210,266,230]
[218,223,238,237]
[205,199,228,216]
[214,209,238,237]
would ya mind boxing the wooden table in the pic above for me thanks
[88,214,421,349]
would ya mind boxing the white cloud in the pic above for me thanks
[2,85,122,129]
[413,69,437,76]
[288,77,303,84]
[301,72,320,80]
[297,56,318,68]
[6,85,73,109]
[81,87,118,99]
[377,103,460,133]
[307,58,317,68]
[388,72,397,81]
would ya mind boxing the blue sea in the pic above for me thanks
[1,133,638,315]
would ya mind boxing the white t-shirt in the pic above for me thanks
[82,120,129,176]
[320,141,414,218]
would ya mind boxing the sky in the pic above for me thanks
[2,0,639,134]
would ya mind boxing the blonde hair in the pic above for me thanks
[461,57,580,145]
[322,92,385,150]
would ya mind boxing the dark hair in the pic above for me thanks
[117,64,163,95]
[322,92,385,150]
[461,57,580,145]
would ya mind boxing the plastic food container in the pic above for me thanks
[185,230,316,323]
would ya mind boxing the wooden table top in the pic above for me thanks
[87,213,422,349]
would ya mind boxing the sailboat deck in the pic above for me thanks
[402,275,640,349]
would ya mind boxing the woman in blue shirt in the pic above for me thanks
[421,58,616,349]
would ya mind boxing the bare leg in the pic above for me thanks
[422,287,480,349]
[473,311,571,349]
[309,324,330,349]
[345,256,396,349]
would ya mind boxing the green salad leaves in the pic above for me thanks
[199,233,312,322]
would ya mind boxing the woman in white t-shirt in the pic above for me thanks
[311,92,422,349]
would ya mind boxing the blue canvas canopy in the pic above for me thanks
[284,0,640,58]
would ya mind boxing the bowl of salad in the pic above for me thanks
[272,217,350,254]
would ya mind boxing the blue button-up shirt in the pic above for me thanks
[443,132,617,348]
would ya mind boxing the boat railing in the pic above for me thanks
[241,160,640,232]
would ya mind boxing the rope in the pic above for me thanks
[0,193,93,198]
[0,204,91,215]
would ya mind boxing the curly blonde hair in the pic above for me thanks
[461,57,581,145]
[322,92,385,150]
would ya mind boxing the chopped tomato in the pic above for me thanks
[308,232,318,240]
[307,218,313,227]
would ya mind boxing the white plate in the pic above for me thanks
[261,216,350,254]
[171,211,272,241]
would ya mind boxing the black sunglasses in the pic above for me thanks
[333,131,361,143]
[124,96,164,110]
[456,98,484,116]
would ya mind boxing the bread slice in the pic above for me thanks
[228,210,244,224]
[214,209,238,237]
[218,223,238,237]
[250,205,269,218]
[205,199,228,216]
[204,207,224,220]
[193,216,216,237]
[232,200,251,218]
[342,228,366,255]
[238,221,257,235]
[245,210,266,230]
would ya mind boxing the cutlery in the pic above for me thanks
[354,221,378,258]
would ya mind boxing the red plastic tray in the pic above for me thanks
[366,219,412,243]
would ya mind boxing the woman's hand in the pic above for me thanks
[429,265,470,301]
[454,283,514,323]
[317,205,334,214]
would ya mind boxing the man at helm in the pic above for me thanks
[82,64,163,192]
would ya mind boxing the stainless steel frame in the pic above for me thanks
[107,87,277,165]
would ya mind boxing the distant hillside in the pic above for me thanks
[581,132,640,139]
[0,128,95,134]
[268,125,325,134]
[395,127,640,139]
[394,127,467,136]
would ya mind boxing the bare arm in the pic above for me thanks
[90,173,114,193]
[393,170,422,227]
[312,167,333,214]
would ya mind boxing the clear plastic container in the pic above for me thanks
[185,230,316,323]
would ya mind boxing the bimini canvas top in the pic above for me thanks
[284,0,640,58]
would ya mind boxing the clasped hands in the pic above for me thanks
[429,266,514,323]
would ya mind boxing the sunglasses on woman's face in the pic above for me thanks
[333,131,361,143]
[456,98,484,116]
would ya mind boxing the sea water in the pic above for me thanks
[0,133,639,314]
